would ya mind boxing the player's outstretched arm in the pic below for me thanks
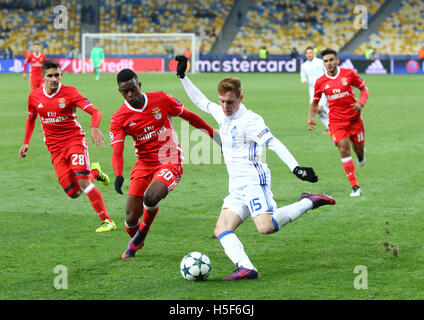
[175,56,213,115]
[266,137,299,171]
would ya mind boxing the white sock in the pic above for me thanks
[272,198,313,231]
[217,230,256,270]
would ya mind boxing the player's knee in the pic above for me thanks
[67,190,81,199]
[143,189,162,208]
[256,224,275,235]
[214,224,232,239]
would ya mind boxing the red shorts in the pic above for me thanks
[30,75,43,91]
[51,143,91,195]
[128,161,183,197]
[329,117,365,145]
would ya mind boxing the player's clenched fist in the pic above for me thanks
[175,55,188,79]
[293,166,318,183]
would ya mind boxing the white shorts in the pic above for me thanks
[222,184,277,222]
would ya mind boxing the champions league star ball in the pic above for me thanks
[180,252,211,281]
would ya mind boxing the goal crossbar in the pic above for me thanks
[81,33,196,73]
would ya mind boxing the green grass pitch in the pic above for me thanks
[0,71,423,300]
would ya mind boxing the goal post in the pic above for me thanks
[81,33,197,73]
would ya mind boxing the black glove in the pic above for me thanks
[293,166,318,183]
[175,55,188,79]
[114,175,124,194]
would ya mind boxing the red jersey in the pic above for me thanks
[23,53,46,75]
[110,91,185,166]
[313,67,366,122]
[26,83,101,153]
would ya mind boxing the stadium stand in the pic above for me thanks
[228,0,385,55]
[0,0,81,56]
[354,0,424,55]
[98,0,233,55]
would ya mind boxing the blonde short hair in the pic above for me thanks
[217,76,242,98]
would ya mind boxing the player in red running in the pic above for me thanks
[308,49,369,197]
[112,69,219,259]
[18,59,116,232]
[23,42,46,91]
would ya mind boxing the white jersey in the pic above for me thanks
[300,57,326,86]
[180,76,299,193]
[300,57,327,105]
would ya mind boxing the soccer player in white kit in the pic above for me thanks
[300,47,329,132]
[175,56,336,280]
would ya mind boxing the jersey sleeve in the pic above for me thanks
[163,92,185,117]
[312,79,324,103]
[180,76,224,125]
[72,88,101,127]
[109,115,126,146]
[245,113,274,146]
[71,88,94,110]
[350,70,366,89]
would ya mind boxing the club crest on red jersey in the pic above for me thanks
[341,77,348,86]
[152,107,162,120]
[58,98,66,109]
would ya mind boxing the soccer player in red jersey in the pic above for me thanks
[112,69,219,259]
[23,42,46,91]
[308,49,370,197]
[18,60,116,232]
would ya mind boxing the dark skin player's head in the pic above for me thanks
[117,69,145,108]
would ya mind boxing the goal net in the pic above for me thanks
[81,33,197,73]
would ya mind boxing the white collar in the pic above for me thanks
[43,83,62,98]
[124,93,148,112]
[325,67,340,79]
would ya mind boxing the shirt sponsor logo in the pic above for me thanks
[327,91,349,100]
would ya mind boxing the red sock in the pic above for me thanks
[84,183,110,222]
[89,169,99,182]
[342,157,359,187]
[139,204,159,234]
[125,220,141,238]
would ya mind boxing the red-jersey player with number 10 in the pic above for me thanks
[308,49,369,197]
[18,59,116,233]
[111,69,219,259]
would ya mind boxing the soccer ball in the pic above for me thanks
[180,251,211,281]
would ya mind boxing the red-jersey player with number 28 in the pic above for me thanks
[111,69,219,259]
[308,49,369,197]
[18,59,116,232]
